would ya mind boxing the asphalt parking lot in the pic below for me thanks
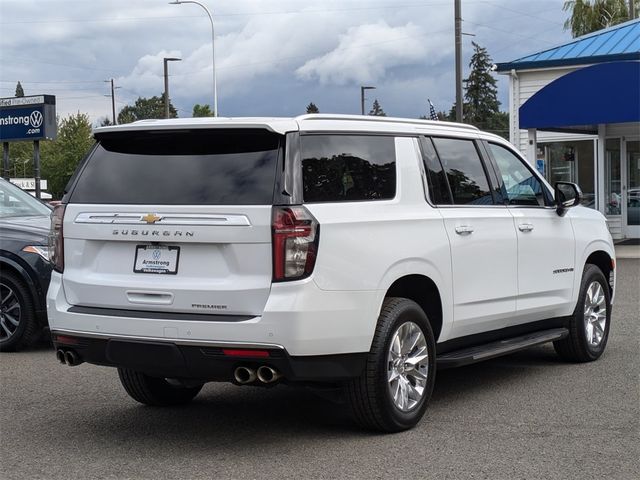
[1,259,638,480]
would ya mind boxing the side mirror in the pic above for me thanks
[554,182,582,216]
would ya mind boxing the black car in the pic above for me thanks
[0,178,52,351]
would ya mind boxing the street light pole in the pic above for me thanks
[454,0,463,122]
[360,86,376,115]
[163,57,182,119]
[104,79,120,124]
[169,0,217,116]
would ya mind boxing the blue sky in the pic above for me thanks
[0,0,572,123]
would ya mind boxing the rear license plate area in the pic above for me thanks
[134,245,180,274]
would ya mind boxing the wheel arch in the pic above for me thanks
[585,250,614,296]
[0,254,44,316]
[384,274,444,342]
[375,259,452,344]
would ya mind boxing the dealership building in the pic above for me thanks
[496,18,640,240]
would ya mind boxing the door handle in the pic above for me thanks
[518,223,534,232]
[455,225,474,235]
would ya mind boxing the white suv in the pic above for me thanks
[48,115,615,432]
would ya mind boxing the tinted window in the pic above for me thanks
[489,143,547,207]
[0,179,51,218]
[421,137,452,204]
[301,135,396,202]
[69,130,281,205]
[431,138,494,205]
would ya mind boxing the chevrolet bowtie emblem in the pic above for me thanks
[141,213,162,224]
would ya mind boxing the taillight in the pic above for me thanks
[272,206,319,281]
[49,204,66,272]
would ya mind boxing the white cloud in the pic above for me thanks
[296,21,431,85]
[0,0,572,121]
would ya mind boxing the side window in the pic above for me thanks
[301,135,396,202]
[431,137,495,205]
[421,137,452,204]
[488,143,547,207]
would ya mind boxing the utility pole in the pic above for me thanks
[163,57,181,119]
[104,79,119,124]
[630,0,635,19]
[360,86,376,115]
[454,0,463,123]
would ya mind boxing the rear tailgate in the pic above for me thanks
[61,128,282,317]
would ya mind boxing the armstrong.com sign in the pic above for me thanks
[0,95,57,142]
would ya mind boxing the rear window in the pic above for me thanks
[69,129,282,205]
[301,135,396,202]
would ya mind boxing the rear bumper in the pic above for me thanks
[47,272,381,356]
[52,331,366,382]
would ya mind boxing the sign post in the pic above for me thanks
[0,95,56,198]
[2,142,8,180]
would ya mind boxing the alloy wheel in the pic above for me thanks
[584,281,607,347]
[387,321,429,412]
[0,282,22,340]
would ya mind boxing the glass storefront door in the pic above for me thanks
[544,140,596,208]
[626,140,640,237]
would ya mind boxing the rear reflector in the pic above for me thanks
[53,335,81,346]
[222,349,270,358]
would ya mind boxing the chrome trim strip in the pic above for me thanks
[51,329,286,350]
[74,212,251,226]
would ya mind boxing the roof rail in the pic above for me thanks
[295,113,479,131]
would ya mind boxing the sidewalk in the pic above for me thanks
[615,245,640,259]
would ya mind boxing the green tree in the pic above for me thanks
[368,99,386,116]
[563,0,637,37]
[99,117,113,127]
[192,104,212,117]
[464,42,500,127]
[306,102,319,113]
[117,95,177,124]
[41,113,94,198]
[15,81,24,97]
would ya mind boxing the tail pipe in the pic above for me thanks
[234,366,257,385]
[63,349,83,367]
[56,349,66,365]
[257,366,282,384]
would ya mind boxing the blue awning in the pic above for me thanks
[519,61,640,129]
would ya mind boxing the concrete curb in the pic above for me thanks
[615,245,640,259]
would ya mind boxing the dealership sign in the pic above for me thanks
[10,178,48,191]
[0,95,57,142]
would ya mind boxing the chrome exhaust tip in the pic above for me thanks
[56,349,66,365]
[234,366,257,384]
[257,366,282,384]
[64,350,82,367]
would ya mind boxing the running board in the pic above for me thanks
[437,328,569,369]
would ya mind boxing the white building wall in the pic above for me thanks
[506,67,581,158]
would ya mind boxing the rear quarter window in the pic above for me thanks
[301,135,396,202]
[69,129,282,205]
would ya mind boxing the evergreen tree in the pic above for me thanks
[463,42,500,127]
[15,81,24,97]
[563,0,637,37]
[306,102,319,113]
[368,99,386,116]
[117,95,177,124]
[192,104,213,117]
[99,117,113,127]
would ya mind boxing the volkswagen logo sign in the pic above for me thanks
[152,249,161,260]
[29,111,43,128]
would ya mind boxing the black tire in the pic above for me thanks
[0,272,39,352]
[346,297,436,432]
[554,264,611,362]
[118,368,203,406]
